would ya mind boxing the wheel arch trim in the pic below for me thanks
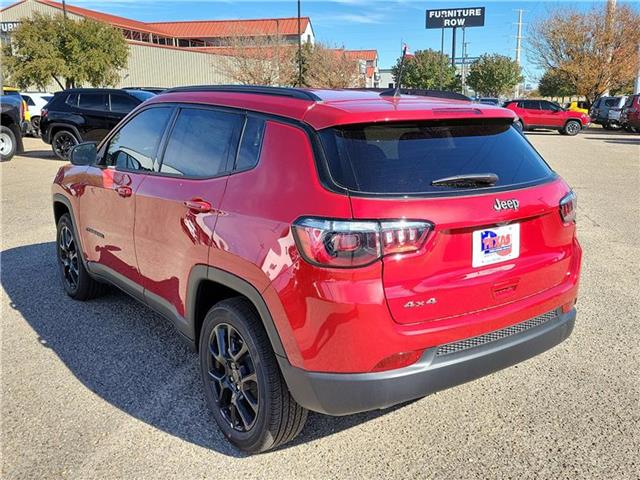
[186,266,287,358]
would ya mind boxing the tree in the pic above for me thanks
[528,4,640,103]
[391,49,457,90]
[466,54,523,97]
[303,44,363,88]
[538,69,575,99]
[2,13,128,90]
[220,33,297,86]
[222,38,363,88]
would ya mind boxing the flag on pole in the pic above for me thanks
[403,43,415,59]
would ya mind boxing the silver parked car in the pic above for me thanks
[590,96,627,129]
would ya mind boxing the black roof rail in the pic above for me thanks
[164,85,322,101]
[379,88,471,101]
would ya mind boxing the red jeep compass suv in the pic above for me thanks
[52,86,582,453]
[504,99,590,135]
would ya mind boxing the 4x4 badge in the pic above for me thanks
[494,199,519,211]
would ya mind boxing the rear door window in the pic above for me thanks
[159,108,243,178]
[78,93,107,111]
[110,94,138,113]
[319,119,554,195]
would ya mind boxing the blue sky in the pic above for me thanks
[2,0,638,85]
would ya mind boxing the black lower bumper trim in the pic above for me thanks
[278,308,576,416]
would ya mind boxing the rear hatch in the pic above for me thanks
[319,117,577,324]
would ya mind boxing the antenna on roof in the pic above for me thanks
[392,43,410,97]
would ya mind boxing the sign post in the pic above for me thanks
[426,7,485,72]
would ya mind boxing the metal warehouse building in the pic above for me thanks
[1,0,379,89]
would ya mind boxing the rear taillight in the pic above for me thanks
[41,108,48,119]
[292,217,432,268]
[559,191,577,224]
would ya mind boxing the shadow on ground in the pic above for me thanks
[19,148,60,160]
[1,242,404,457]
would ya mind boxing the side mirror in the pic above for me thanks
[69,142,97,166]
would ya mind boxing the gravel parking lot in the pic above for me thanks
[1,129,639,479]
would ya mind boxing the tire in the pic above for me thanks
[199,297,308,453]
[52,129,79,160]
[31,116,41,136]
[56,213,105,300]
[563,120,581,136]
[0,125,17,162]
[514,120,524,133]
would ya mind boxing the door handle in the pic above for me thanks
[116,185,132,198]
[183,199,212,213]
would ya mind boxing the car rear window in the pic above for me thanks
[319,118,554,195]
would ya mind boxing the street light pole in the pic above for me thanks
[62,0,68,19]
[297,0,302,86]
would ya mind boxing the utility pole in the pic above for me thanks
[297,0,302,87]
[635,42,640,94]
[439,28,444,89]
[62,0,68,19]
[462,40,470,96]
[451,27,457,67]
[514,9,524,98]
[603,0,617,96]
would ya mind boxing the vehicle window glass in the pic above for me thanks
[105,107,172,172]
[43,95,53,103]
[65,94,78,107]
[78,93,107,111]
[110,94,138,113]
[604,98,618,107]
[160,108,243,177]
[126,90,155,102]
[22,95,35,106]
[524,101,539,109]
[319,119,554,195]
[235,117,265,171]
[540,101,561,111]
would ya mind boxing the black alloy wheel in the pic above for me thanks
[199,298,308,453]
[52,130,78,160]
[207,322,259,432]
[58,224,79,291]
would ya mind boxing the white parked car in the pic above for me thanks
[21,92,54,135]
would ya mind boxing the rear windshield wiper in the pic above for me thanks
[431,173,499,188]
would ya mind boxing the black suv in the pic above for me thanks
[1,94,25,162]
[40,88,155,159]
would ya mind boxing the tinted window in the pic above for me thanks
[126,90,155,102]
[319,119,554,195]
[65,93,78,107]
[160,108,243,177]
[110,94,138,113]
[78,93,107,111]
[105,107,172,171]
[22,95,35,106]
[604,98,618,107]
[236,117,265,170]
[540,101,561,111]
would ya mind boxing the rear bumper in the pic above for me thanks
[279,308,575,416]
